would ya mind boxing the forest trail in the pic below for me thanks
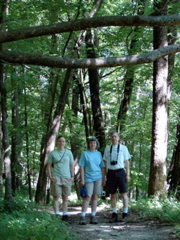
[49,206,177,240]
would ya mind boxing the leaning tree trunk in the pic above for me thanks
[35,69,72,204]
[167,123,180,199]
[85,29,105,150]
[35,0,104,203]
[35,33,68,204]
[148,0,168,198]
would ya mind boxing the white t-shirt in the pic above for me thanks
[103,144,131,170]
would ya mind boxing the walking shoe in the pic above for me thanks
[90,216,98,224]
[109,212,118,223]
[122,212,128,222]
[79,216,86,225]
[62,215,68,221]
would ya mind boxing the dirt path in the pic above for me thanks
[66,206,177,240]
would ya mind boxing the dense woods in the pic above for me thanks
[0,0,180,205]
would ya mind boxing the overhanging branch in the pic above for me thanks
[0,44,179,69]
[0,14,179,43]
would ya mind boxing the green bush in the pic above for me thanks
[0,199,77,240]
[130,197,180,223]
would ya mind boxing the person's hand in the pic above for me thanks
[102,176,106,186]
[102,180,106,187]
[70,176,74,181]
[80,180,85,186]
[126,175,130,182]
[49,176,55,181]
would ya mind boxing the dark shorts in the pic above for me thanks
[106,168,127,194]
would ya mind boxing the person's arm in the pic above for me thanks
[70,162,74,180]
[124,160,130,182]
[101,167,106,186]
[80,166,85,186]
[103,160,108,174]
[47,162,54,181]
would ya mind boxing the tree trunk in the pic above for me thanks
[70,74,81,200]
[78,73,91,139]
[85,29,105,150]
[35,69,72,204]
[35,0,104,203]
[148,0,168,198]
[117,66,135,132]
[11,68,23,195]
[0,0,12,201]
[0,63,12,200]
[167,123,180,199]
[23,86,32,200]
[0,110,3,198]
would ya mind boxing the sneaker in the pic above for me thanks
[122,212,128,222]
[62,215,68,221]
[109,212,118,223]
[79,216,86,225]
[90,216,98,224]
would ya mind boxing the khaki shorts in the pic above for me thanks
[50,176,72,197]
[85,178,102,197]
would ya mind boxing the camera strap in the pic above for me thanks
[110,144,120,161]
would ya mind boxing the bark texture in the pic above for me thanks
[148,0,168,198]
[0,14,179,43]
[0,45,179,68]
[85,29,105,149]
[35,69,72,204]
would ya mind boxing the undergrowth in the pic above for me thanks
[97,196,180,238]
[130,197,180,223]
[0,198,77,240]
[130,197,180,238]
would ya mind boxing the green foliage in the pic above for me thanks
[174,225,180,239]
[130,197,180,223]
[1,0,179,201]
[0,198,77,240]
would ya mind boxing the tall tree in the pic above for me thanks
[0,0,12,200]
[148,0,168,198]
[85,29,105,149]
[11,68,23,195]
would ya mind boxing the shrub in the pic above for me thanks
[0,199,77,240]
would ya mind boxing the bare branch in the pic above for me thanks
[0,44,179,68]
[0,14,179,43]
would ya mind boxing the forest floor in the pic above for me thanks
[47,204,178,240]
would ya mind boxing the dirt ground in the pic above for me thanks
[64,206,177,240]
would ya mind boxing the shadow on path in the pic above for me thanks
[61,206,177,240]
